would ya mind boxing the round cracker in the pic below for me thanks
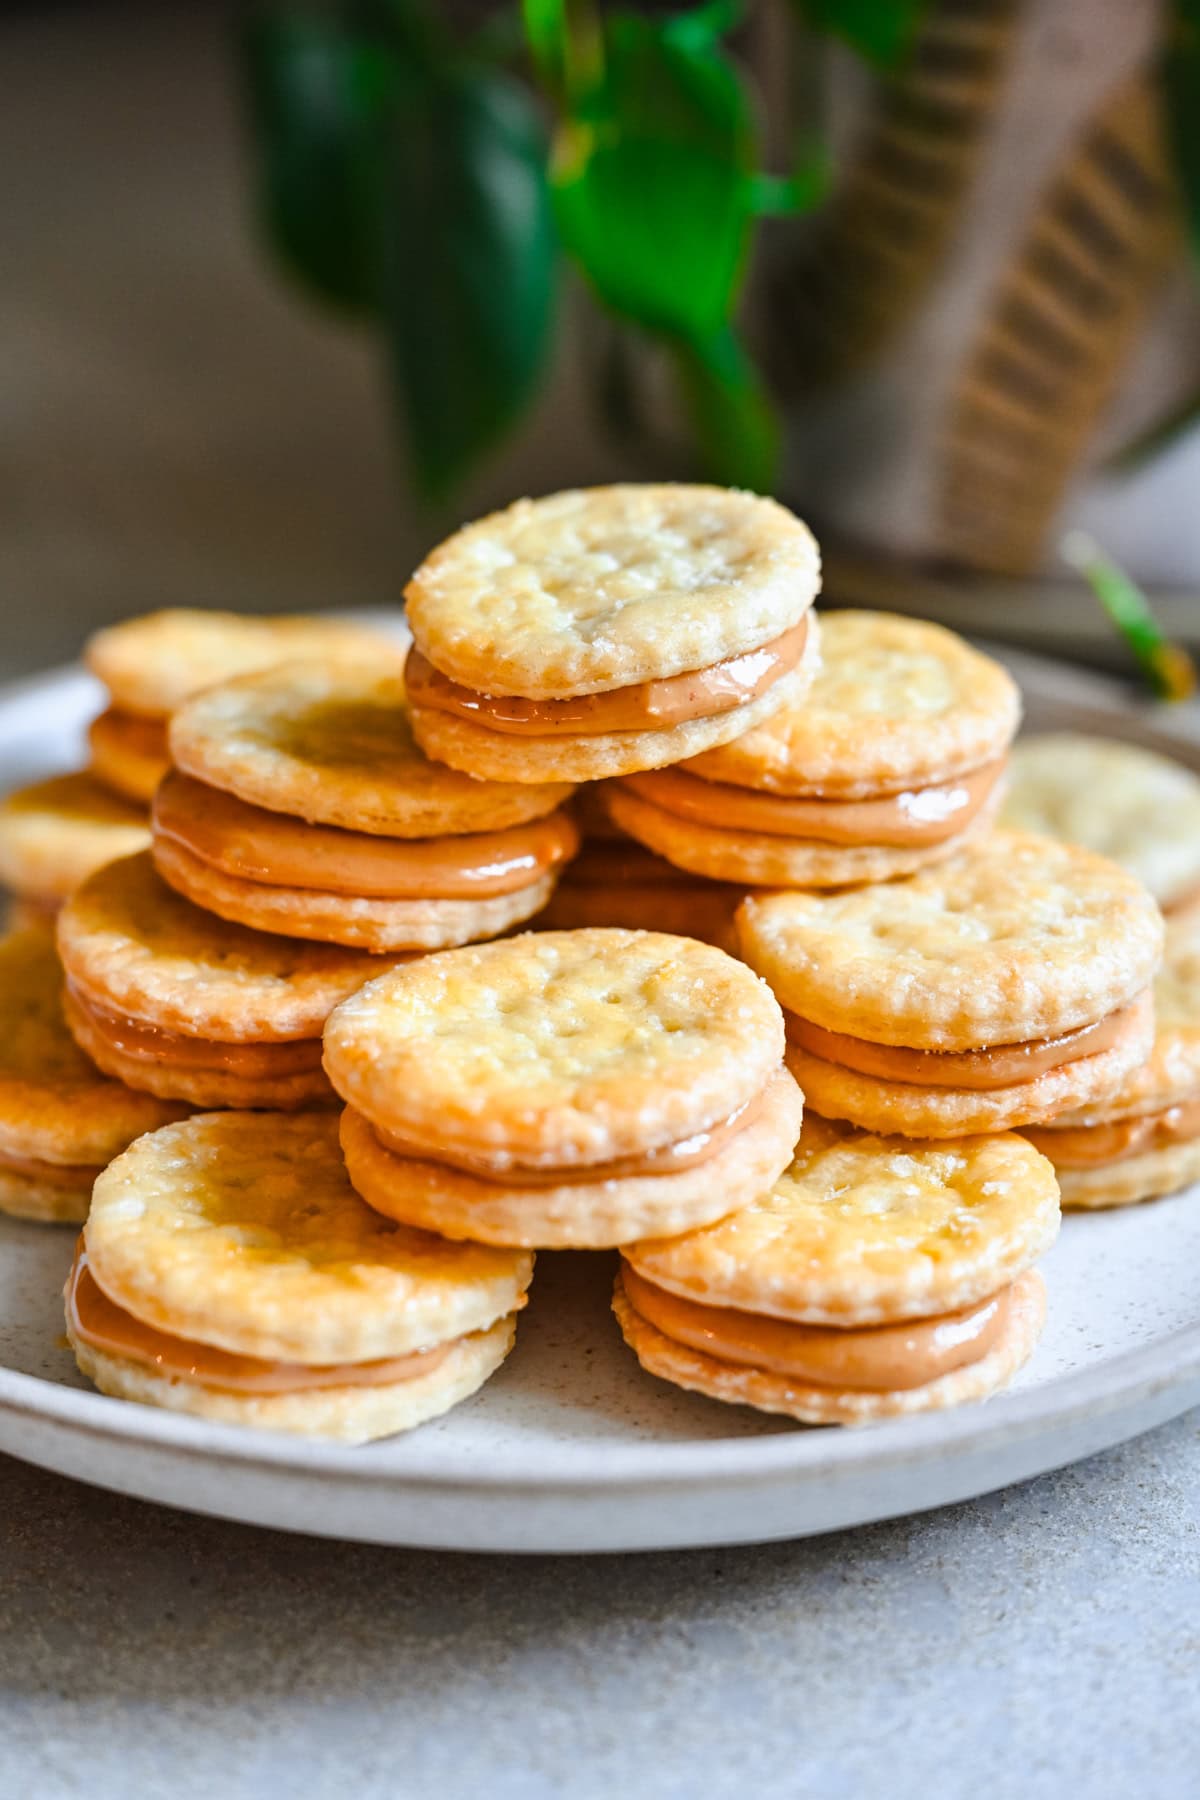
[405,484,819,699]
[683,611,1019,799]
[70,1314,515,1442]
[1053,1137,1200,1210]
[625,1113,1059,1325]
[152,835,557,952]
[340,1068,804,1247]
[0,772,149,903]
[0,1166,91,1225]
[737,829,1163,1049]
[84,608,400,719]
[85,1111,532,1362]
[605,779,993,887]
[325,928,785,1169]
[784,997,1154,1138]
[409,662,813,784]
[169,659,572,834]
[1001,733,1200,909]
[0,928,186,1165]
[614,1267,1045,1425]
[58,852,398,1042]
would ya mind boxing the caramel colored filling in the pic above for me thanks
[559,841,702,889]
[154,772,579,901]
[88,707,170,769]
[621,759,1004,848]
[66,1247,451,1395]
[0,1147,101,1188]
[1024,1096,1200,1168]
[785,1001,1139,1092]
[621,1265,1014,1392]
[66,983,323,1076]
[405,618,810,738]
[372,1088,769,1185]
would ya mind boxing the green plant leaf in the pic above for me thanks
[795,0,927,69]
[380,65,558,497]
[676,328,781,491]
[1060,531,1197,700]
[240,11,399,313]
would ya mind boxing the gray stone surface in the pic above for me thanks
[1,1419,1197,1799]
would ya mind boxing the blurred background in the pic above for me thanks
[6,0,1200,681]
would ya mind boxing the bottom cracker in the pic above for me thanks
[69,1314,516,1443]
[613,1269,1046,1426]
[0,1166,91,1225]
[1053,1135,1200,1211]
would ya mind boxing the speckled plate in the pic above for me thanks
[1,647,1199,1553]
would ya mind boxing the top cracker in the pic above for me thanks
[404,485,819,698]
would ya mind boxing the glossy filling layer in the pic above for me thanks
[369,1084,773,1185]
[0,1147,101,1188]
[88,707,170,774]
[620,1265,1015,1392]
[1024,1095,1200,1167]
[620,759,1003,847]
[405,618,810,737]
[784,999,1142,1092]
[66,1247,453,1395]
[154,772,579,901]
[65,984,323,1075]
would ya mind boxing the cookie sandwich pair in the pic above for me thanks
[67,1112,532,1442]
[609,612,1018,888]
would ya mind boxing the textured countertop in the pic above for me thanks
[2,1421,1197,1799]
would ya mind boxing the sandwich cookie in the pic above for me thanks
[327,929,804,1247]
[0,773,150,920]
[68,1111,532,1440]
[1002,732,1200,917]
[607,612,1017,887]
[1024,912,1200,1208]
[615,1116,1057,1424]
[405,484,821,783]
[57,851,399,1109]
[738,829,1162,1138]
[85,607,400,803]
[0,927,187,1223]
[157,659,578,950]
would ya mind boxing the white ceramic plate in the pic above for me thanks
[1,649,1198,1554]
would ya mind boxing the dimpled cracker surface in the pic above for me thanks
[614,1268,1045,1424]
[605,781,992,886]
[624,1115,1059,1325]
[0,929,185,1164]
[169,660,572,834]
[785,1002,1154,1138]
[58,853,396,1041]
[70,1317,516,1443]
[85,1112,532,1362]
[1002,733,1200,908]
[683,612,1019,799]
[0,773,149,902]
[738,830,1163,1048]
[405,485,819,698]
[152,836,556,952]
[1054,1138,1200,1210]
[85,608,396,719]
[1053,912,1200,1125]
[324,929,786,1169]
[339,1069,804,1248]
[409,664,812,784]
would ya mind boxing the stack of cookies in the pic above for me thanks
[0,480,1183,1447]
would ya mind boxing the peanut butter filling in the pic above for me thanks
[785,999,1142,1092]
[620,1264,1015,1392]
[621,759,1004,847]
[559,841,703,889]
[371,1086,771,1185]
[154,772,579,901]
[405,617,810,738]
[65,983,323,1077]
[89,706,170,769]
[66,1246,452,1395]
[0,1147,101,1188]
[1024,1095,1200,1168]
